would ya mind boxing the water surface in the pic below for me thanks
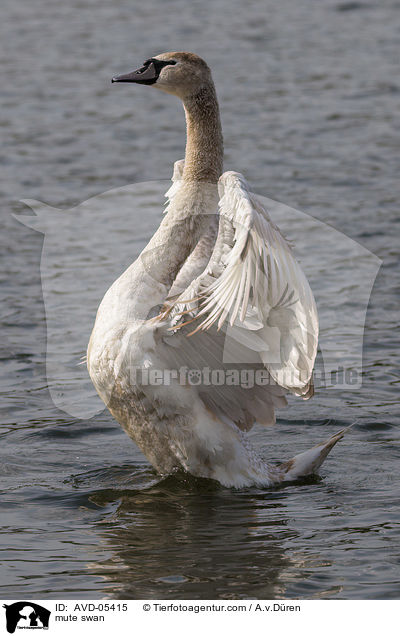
[1,0,399,599]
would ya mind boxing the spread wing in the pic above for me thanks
[156,170,318,431]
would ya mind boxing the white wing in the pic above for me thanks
[203,172,318,395]
[156,170,318,431]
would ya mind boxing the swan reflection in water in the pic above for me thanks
[69,462,340,600]
[87,472,295,598]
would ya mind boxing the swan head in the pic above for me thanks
[111,52,213,99]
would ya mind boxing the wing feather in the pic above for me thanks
[157,170,318,432]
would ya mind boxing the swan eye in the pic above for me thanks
[136,64,150,75]
[151,59,177,71]
[137,59,176,76]
[136,58,176,76]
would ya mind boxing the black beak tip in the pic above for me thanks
[111,77,117,83]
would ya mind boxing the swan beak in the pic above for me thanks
[111,62,158,85]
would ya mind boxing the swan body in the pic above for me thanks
[87,52,346,487]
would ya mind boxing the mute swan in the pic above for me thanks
[87,52,348,488]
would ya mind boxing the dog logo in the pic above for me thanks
[3,602,50,633]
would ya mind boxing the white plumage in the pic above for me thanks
[87,51,348,487]
[165,169,318,396]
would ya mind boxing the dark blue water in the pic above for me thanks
[1,0,399,599]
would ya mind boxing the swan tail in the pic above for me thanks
[278,424,354,481]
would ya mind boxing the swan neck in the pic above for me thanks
[182,83,223,183]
